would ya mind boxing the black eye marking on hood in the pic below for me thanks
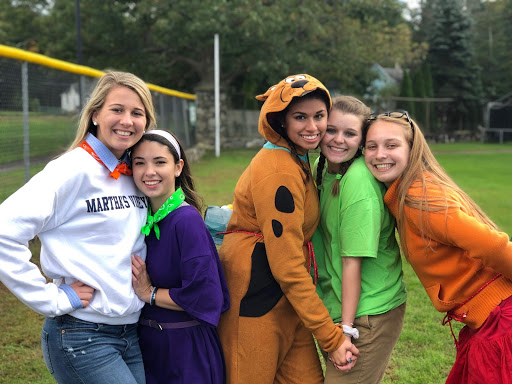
[291,80,308,88]
[279,79,310,103]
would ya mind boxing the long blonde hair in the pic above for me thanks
[67,71,156,152]
[316,95,371,196]
[366,113,499,258]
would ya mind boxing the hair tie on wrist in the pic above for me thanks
[342,324,359,339]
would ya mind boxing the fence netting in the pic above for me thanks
[0,57,195,203]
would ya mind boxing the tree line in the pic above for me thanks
[1,0,511,133]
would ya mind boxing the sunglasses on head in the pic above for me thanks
[369,111,414,136]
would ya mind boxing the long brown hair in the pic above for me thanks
[316,95,371,196]
[366,113,499,258]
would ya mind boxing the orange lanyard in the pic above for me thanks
[79,140,132,180]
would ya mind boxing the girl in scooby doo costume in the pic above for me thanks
[218,74,359,384]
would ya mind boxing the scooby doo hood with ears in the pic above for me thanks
[255,74,331,148]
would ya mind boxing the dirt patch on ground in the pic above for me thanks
[0,153,61,173]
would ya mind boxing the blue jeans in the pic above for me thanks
[42,315,145,384]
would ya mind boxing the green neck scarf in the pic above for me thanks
[141,187,185,240]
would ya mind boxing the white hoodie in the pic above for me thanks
[0,138,147,325]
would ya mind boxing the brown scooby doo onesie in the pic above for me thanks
[218,74,350,384]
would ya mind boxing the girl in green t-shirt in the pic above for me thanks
[312,95,407,384]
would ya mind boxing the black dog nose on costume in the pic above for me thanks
[291,80,308,88]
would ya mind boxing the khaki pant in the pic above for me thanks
[322,303,406,384]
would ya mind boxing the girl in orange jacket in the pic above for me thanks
[364,112,512,384]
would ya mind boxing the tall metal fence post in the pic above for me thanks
[181,100,191,147]
[214,33,220,157]
[79,75,87,108]
[21,61,30,182]
[159,93,166,130]
[172,97,180,140]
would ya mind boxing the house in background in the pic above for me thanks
[365,63,403,111]
[60,83,80,112]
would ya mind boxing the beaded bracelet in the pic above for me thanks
[150,286,158,306]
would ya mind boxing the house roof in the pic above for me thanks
[492,92,512,106]
[383,65,403,84]
[371,63,403,86]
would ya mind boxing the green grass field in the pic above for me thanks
[0,112,76,164]
[0,143,511,383]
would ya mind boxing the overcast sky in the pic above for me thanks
[404,0,420,10]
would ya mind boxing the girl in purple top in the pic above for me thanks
[131,130,230,384]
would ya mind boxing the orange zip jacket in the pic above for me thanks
[385,177,512,329]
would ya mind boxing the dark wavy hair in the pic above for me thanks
[132,131,204,213]
[267,89,331,181]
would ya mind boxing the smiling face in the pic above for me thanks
[320,110,363,173]
[132,140,184,212]
[92,85,146,158]
[364,120,411,187]
[283,97,328,152]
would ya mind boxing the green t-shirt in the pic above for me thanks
[312,156,407,321]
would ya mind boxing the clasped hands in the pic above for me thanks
[328,336,359,371]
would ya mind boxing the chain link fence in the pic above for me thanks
[0,45,196,203]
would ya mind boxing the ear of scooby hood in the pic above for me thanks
[255,74,332,146]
